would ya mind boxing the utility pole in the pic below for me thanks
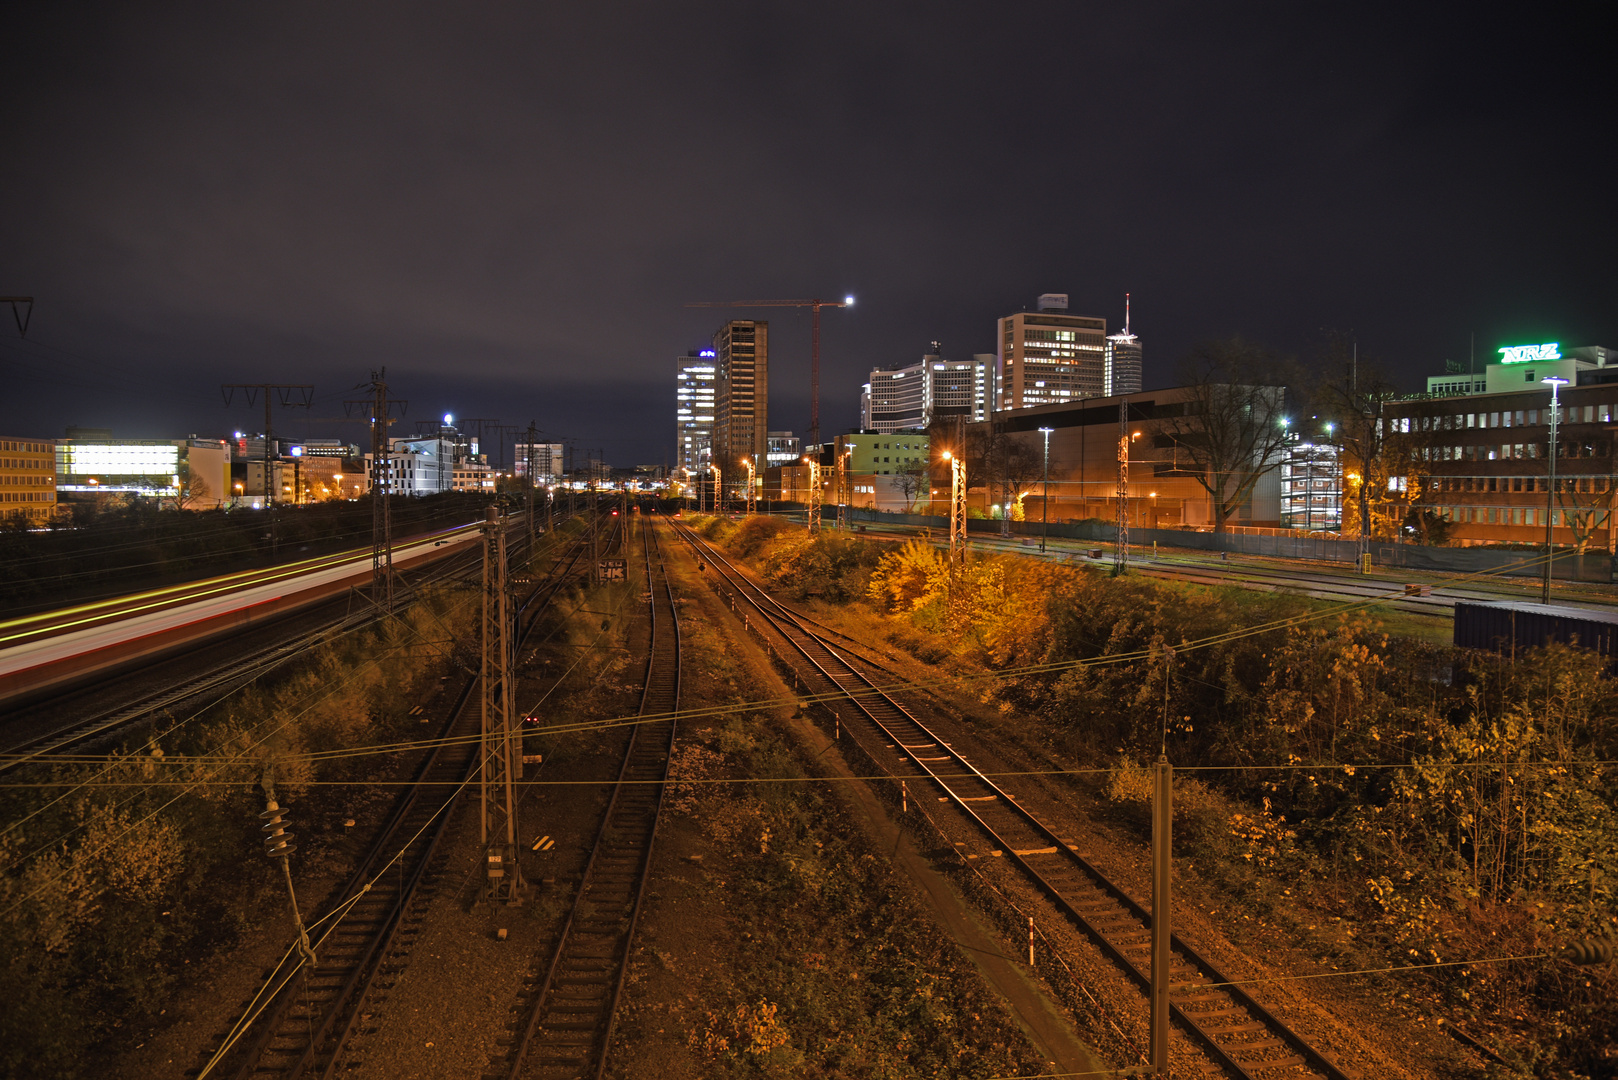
[222,382,313,555]
[742,457,756,515]
[1543,376,1569,604]
[2,296,33,337]
[835,440,850,530]
[480,506,523,905]
[1150,756,1172,1074]
[523,422,539,536]
[686,296,855,447]
[346,371,406,610]
[1000,418,1012,538]
[805,457,822,532]
[1039,427,1053,554]
[947,449,967,563]
[1115,397,1130,576]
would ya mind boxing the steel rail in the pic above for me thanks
[496,513,680,1080]
[202,524,591,1080]
[0,538,491,773]
[673,522,1353,1080]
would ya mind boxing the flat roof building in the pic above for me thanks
[675,348,717,474]
[997,294,1108,411]
[1,437,58,524]
[713,320,769,478]
[1387,344,1618,549]
[862,344,992,433]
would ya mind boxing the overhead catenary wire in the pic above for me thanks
[61,534,1545,768]
[0,584,482,912]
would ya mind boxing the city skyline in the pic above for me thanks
[1,5,1612,465]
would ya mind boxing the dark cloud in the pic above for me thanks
[2,2,1613,462]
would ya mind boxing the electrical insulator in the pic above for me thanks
[1562,939,1615,965]
[261,801,296,859]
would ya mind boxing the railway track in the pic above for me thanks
[0,538,492,775]
[673,521,1354,1080]
[492,513,681,1079]
[197,520,596,1080]
[859,520,1618,620]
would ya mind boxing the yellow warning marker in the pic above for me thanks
[531,835,555,852]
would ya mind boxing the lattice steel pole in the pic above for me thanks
[806,458,822,532]
[371,371,396,607]
[742,457,756,515]
[946,450,966,563]
[480,506,523,904]
[1115,397,1130,577]
[835,441,850,530]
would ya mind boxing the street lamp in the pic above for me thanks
[1038,427,1053,553]
[1542,376,1569,604]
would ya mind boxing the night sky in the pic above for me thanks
[2,3,1613,467]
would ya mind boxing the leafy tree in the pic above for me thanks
[1159,337,1293,534]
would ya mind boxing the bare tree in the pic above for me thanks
[1315,340,1423,542]
[963,424,1041,525]
[1160,338,1293,534]
[161,463,213,511]
[893,458,929,512]
[1550,426,1618,555]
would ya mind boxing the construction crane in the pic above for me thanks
[686,296,854,447]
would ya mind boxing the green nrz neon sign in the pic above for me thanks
[1499,342,1561,364]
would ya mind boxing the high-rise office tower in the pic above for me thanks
[713,320,769,468]
[995,293,1107,410]
[675,348,717,473]
[862,342,991,433]
[1104,294,1142,398]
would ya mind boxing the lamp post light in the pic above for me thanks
[1324,422,1336,532]
[1542,376,1569,604]
[1038,427,1053,553]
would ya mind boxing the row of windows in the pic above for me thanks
[1,441,50,453]
[1432,505,1609,527]
[1427,475,1616,494]
[1395,403,1614,432]
[1,492,53,502]
[1415,441,1609,462]
[0,475,54,486]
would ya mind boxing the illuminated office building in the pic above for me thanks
[862,343,990,433]
[676,348,717,474]
[996,293,1108,411]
